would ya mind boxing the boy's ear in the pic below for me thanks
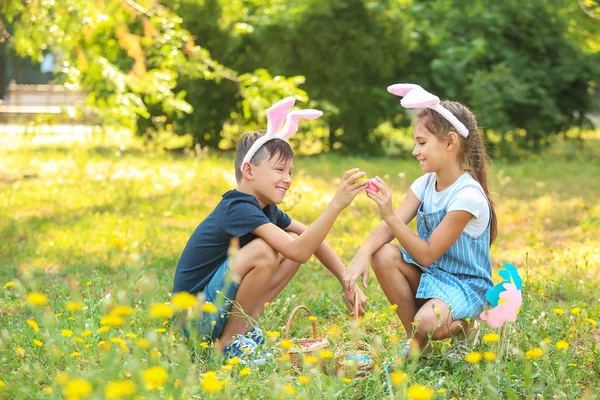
[241,162,255,180]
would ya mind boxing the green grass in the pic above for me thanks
[1,132,599,399]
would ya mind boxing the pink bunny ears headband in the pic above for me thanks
[241,97,323,171]
[387,83,469,138]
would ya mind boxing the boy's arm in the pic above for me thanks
[343,189,421,289]
[253,168,367,264]
[285,220,367,315]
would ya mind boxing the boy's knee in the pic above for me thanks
[371,244,397,272]
[250,238,279,269]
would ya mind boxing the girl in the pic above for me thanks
[343,84,497,357]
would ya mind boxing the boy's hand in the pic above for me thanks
[344,285,367,316]
[331,168,368,211]
[343,252,370,290]
[366,177,395,221]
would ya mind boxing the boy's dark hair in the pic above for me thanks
[234,130,294,183]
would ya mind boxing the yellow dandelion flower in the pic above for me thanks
[27,292,48,306]
[328,326,340,335]
[298,375,309,385]
[264,302,271,307]
[154,328,167,333]
[105,380,136,399]
[389,304,398,311]
[111,305,134,316]
[556,341,569,350]
[33,339,44,347]
[100,314,124,327]
[586,318,596,325]
[55,313,63,317]
[150,303,173,319]
[125,333,137,338]
[228,357,241,365]
[569,326,576,332]
[70,352,81,358]
[61,329,74,337]
[144,366,167,390]
[391,372,408,385]
[68,317,76,321]
[303,355,318,364]
[319,349,333,359]
[26,319,40,333]
[86,281,92,286]
[171,292,197,310]
[72,337,85,343]
[483,351,497,361]
[222,365,233,372]
[343,378,352,384]
[570,307,582,315]
[568,363,577,367]
[437,388,447,394]
[279,339,293,350]
[465,352,482,364]
[15,347,25,357]
[201,372,224,393]
[283,385,296,395]
[200,341,210,349]
[4,281,14,287]
[136,339,150,349]
[308,316,317,321]
[482,333,500,343]
[390,334,399,344]
[240,367,251,376]
[42,387,52,394]
[97,326,110,333]
[407,384,434,400]
[98,341,111,351]
[525,347,543,359]
[63,378,92,399]
[55,372,70,385]
[267,331,281,339]
[66,301,85,312]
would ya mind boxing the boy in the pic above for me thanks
[172,130,368,360]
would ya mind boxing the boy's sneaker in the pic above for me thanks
[244,325,265,346]
[221,335,272,366]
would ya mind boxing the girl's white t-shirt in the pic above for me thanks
[409,172,490,237]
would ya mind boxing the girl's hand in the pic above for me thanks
[366,177,396,221]
[343,252,370,290]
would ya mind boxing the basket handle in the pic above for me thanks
[284,305,318,340]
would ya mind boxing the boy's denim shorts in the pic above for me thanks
[195,258,240,341]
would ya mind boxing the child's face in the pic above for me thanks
[412,123,448,173]
[252,153,294,205]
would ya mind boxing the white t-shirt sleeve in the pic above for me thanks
[409,174,432,201]
[447,187,490,237]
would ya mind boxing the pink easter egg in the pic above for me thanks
[366,179,380,193]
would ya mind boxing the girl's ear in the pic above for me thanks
[241,162,255,180]
[447,131,459,151]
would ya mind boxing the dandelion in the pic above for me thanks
[320,349,333,359]
[437,388,447,394]
[308,316,317,321]
[66,301,85,311]
[267,331,281,339]
[70,352,81,358]
[63,378,92,399]
[407,384,434,400]
[136,339,150,349]
[343,378,352,384]
[484,351,497,361]
[97,326,110,334]
[483,333,500,343]
[143,366,167,390]
[556,341,569,350]
[150,303,173,319]
[465,352,482,364]
[111,305,134,316]
[125,333,137,338]
[61,329,74,337]
[586,318,597,325]
[303,355,318,364]
[389,304,398,311]
[105,380,136,399]
[27,292,48,306]
[100,314,124,327]
[154,328,167,333]
[525,347,543,359]
[282,385,296,395]
[15,347,25,357]
[26,319,40,333]
[171,292,197,310]
[201,371,224,393]
[200,341,210,349]
[33,339,44,347]
[240,368,251,376]
[391,372,408,385]
[298,375,309,384]
[42,387,52,394]
[201,301,219,313]
[228,357,241,365]
[554,308,564,315]
[86,282,92,286]
[570,307,582,315]
[328,325,340,335]
[279,339,293,350]
[4,281,14,287]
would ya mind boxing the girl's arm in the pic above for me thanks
[368,177,472,267]
[342,188,421,290]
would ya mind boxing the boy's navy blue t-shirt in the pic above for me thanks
[172,189,292,295]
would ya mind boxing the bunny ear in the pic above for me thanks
[401,86,440,108]
[277,109,323,140]
[266,96,296,136]
[387,83,421,97]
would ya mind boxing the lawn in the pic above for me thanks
[1,131,599,399]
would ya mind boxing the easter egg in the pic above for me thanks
[366,179,380,193]
[353,175,368,184]
[347,354,372,365]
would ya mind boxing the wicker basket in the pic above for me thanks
[334,292,377,377]
[284,305,330,371]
